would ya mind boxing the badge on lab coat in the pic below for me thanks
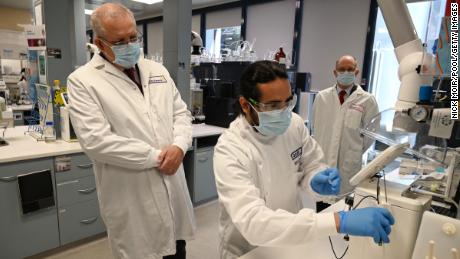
[149,75,167,84]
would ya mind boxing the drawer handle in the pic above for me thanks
[0,176,18,182]
[77,187,96,194]
[198,157,208,163]
[77,163,93,169]
[80,216,98,225]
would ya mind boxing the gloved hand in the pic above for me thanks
[338,207,395,243]
[310,168,340,195]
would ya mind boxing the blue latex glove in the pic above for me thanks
[310,168,341,195]
[338,207,395,243]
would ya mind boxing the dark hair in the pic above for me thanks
[239,61,288,114]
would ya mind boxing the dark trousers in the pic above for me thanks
[163,240,186,259]
[316,201,331,212]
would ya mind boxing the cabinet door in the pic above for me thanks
[0,158,60,259]
[194,148,217,203]
[58,199,106,245]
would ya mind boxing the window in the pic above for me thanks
[205,26,241,59]
[369,1,447,111]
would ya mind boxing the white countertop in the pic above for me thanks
[0,124,226,164]
[191,123,226,138]
[10,104,33,111]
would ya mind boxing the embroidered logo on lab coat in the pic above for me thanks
[148,75,167,84]
[291,147,302,160]
[349,103,364,113]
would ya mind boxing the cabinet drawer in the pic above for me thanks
[0,158,53,178]
[55,153,94,183]
[57,175,97,208]
[58,199,105,245]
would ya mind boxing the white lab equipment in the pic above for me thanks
[412,211,460,259]
[0,96,13,146]
[347,176,432,259]
[191,31,203,55]
[376,0,434,110]
[344,104,460,259]
[349,142,409,186]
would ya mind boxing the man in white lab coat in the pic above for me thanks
[214,61,393,259]
[67,3,195,259]
[312,55,379,208]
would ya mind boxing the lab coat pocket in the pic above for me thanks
[345,109,363,129]
[342,149,363,177]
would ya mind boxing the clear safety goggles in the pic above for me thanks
[249,94,297,112]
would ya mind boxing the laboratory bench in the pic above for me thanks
[0,124,225,259]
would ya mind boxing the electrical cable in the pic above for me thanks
[329,236,349,259]
[383,171,388,204]
[353,195,379,210]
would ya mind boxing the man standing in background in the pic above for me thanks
[312,55,379,211]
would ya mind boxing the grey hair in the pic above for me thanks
[91,3,135,39]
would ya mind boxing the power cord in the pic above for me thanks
[383,171,388,204]
[329,236,349,259]
[353,195,379,210]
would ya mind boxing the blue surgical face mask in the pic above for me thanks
[337,71,355,86]
[111,42,141,69]
[250,105,293,136]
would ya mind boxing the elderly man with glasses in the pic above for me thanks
[67,3,195,259]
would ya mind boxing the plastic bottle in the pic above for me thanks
[44,121,56,142]
[275,47,286,64]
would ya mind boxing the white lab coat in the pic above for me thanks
[312,84,379,194]
[213,114,338,259]
[67,54,196,259]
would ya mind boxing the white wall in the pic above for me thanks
[192,15,201,34]
[298,0,371,91]
[246,0,296,62]
[145,15,199,56]
[206,7,241,29]
[147,22,163,56]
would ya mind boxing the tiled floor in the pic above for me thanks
[31,200,220,259]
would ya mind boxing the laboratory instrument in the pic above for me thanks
[412,211,460,259]
[0,96,13,146]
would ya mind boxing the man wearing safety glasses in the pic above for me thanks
[213,61,394,259]
[67,3,194,259]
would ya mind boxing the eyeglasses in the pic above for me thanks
[336,67,356,73]
[249,94,297,112]
[99,32,143,47]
